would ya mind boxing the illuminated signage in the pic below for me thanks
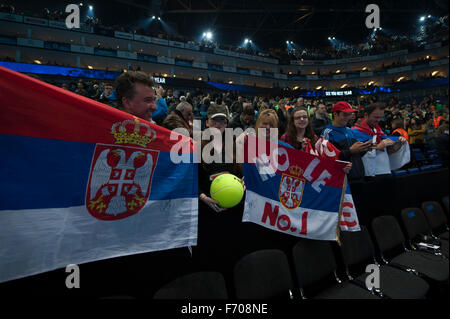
[154,77,166,84]
[325,90,353,96]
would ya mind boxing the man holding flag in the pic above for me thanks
[0,66,198,287]
[351,102,409,178]
[322,101,371,184]
[114,71,157,122]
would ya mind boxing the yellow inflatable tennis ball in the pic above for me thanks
[210,174,244,208]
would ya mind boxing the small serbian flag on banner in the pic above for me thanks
[0,66,198,283]
[242,135,356,241]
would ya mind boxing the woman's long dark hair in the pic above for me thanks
[284,107,316,149]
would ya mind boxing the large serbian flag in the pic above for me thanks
[242,135,357,241]
[0,66,198,283]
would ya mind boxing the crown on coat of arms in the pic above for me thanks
[288,165,304,177]
[111,117,156,147]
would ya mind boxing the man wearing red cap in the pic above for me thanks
[321,101,372,183]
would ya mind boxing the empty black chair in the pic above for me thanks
[371,215,449,283]
[292,239,379,299]
[421,201,449,241]
[340,226,429,299]
[153,272,228,299]
[443,196,449,215]
[400,207,448,258]
[233,249,294,299]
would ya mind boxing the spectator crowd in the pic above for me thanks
[51,72,449,174]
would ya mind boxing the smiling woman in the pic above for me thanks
[281,107,317,151]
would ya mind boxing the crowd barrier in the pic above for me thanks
[0,168,448,299]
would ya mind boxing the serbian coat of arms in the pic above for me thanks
[278,165,306,210]
[86,118,159,221]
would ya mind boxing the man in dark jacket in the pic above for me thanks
[229,104,255,131]
[312,103,332,136]
[162,101,193,137]
[321,101,373,183]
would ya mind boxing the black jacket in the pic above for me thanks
[312,114,332,137]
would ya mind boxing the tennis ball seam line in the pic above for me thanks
[211,186,243,196]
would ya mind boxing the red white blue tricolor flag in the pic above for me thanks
[0,66,198,283]
[242,135,359,241]
[352,121,410,176]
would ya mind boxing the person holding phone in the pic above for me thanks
[321,101,370,183]
[352,102,408,178]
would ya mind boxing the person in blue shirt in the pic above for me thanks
[321,101,372,183]
[152,84,169,124]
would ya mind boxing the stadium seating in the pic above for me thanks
[233,249,294,299]
[421,201,449,240]
[400,207,448,258]
[291,239,380,299]
[371,215,449,283]
[339,226,429,299]
[443,196,449,215]
[153,272,228,299]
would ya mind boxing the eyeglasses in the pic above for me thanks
[294,116,309,120]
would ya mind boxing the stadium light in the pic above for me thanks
[427,15,431,18]
[157,17,161,20]
[420,16,425,21]
[152,16,156,19]
[245,38,249,44]
[79,3,83,6]
[205,31,212,40]
[89,5,93,10]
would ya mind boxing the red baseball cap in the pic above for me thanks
[332,101,356,113]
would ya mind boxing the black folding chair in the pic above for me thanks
[442,196,449,215]
[422,201,449,241]
[400,207,448,258]
[153,272,228,299]
[292,239,380,299]
[233,249,294,299]
[340,226,429,299]
[371,215,449,283]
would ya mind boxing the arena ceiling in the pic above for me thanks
[118,0,449,48]
[19,0,449,49]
